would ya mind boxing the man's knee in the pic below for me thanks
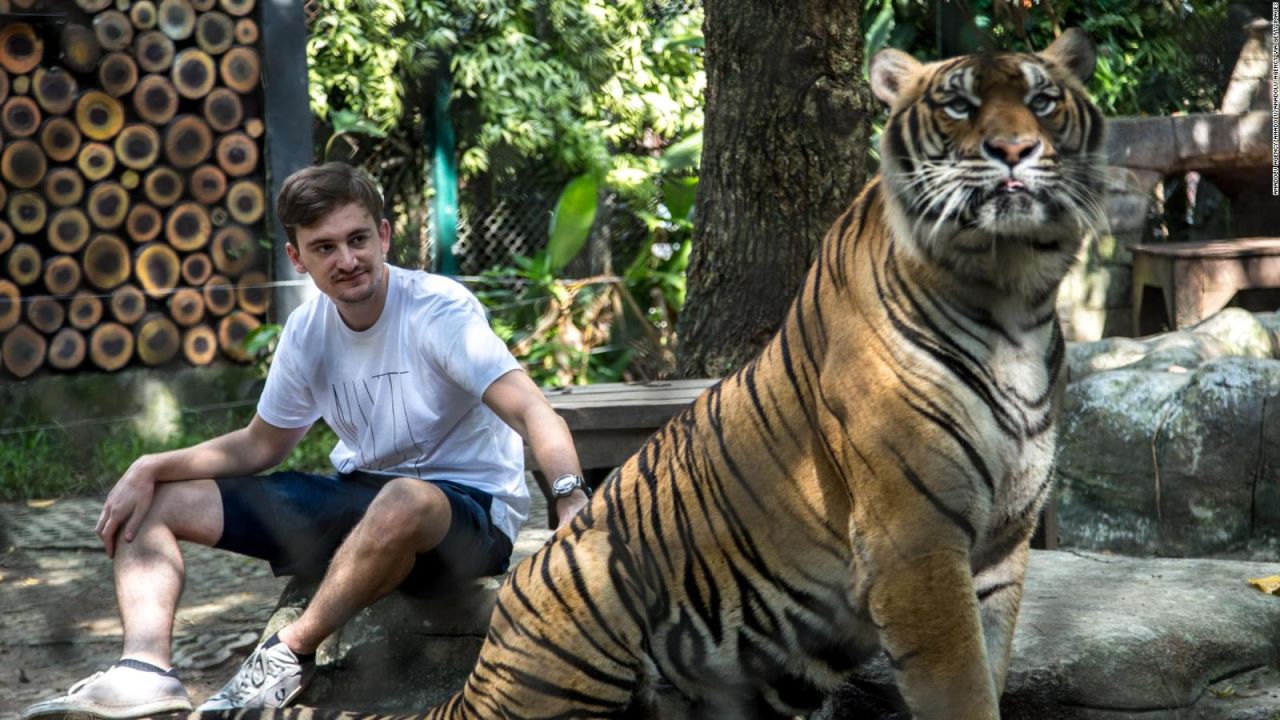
[361,478,450,551]
[149,479,223,546]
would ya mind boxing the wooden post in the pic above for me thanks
[6,242,41,285]
[84,233,132,290]
[44,166,84,206]
[7,191,46,234]
[94,10,134,52]
[165,201,211,251]
[2,138,47,189]
[134,29,175,73]
[181,252,212,285]
[89,321,134,371]
[130,1,157,30]
[33,66,77,114]
[195,12,233,55]
[48,327,87,370]
[2,96,40,138]
[218,46,258,93]
[167,286,204,326]
[3,323,47,378]
[135,312,179,365]
[163,114,212,168]
[158,0,196,41]
[188,163,226,203]
[182,323,216,365]
[0,219,12,255]
[220,0,255,16]
[0,279,20,331]
[202,273,235,315]
[135,242,180,297]
[98,51,138,97]
[78,141,116,181]
[132,73,178,124]
[215,131,256,176]
[40,116,82,163]
[225,179,263,224]
[43,255,82,296]
[115,122,160,169]
[61,24,102,73]
[68,291,104,329]
[218,310,259,362]
[210,224,255,276]
[125,202,162,242]
[87,181,130,230]
[202,87,241,132]
[143,164,182,206]
[233,17,258,45]
[109,284,146,323]
[27,296,65,334]
[236,270,268,314]
[0,23,43,74]
[172,47,215,98]
[47,207,91,253]
[75,90,125,141]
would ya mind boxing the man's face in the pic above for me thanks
[286,202,392,306]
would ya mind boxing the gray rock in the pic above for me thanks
[827,551,1280,720]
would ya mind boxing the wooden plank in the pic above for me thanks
[1132,237,1280,259]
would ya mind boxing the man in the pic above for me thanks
[21,162,591,718]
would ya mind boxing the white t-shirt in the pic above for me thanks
[257,265,528,541]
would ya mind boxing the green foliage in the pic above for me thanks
[547,174,600,271]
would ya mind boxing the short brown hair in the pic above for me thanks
[276,162,384,244]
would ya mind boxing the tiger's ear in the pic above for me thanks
[1040,28,1096,83]
[869,48,922,106]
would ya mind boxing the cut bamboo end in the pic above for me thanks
[0,67,9,106]
[27,295,64,334]
[218,46,259,93]
[209,206,228,226]
[0,219,12,255]
[172,47,215,99]
[235,269,268,314]
[48,327,87,370]
[77,0,113,11]
[76,90,125,141]
[2,138,46,189]
[243,117,263,139]
[209,223,256,276]
[202,86,242,132]
[135,312,179,365]
[77,141,116,181]
[181,252,212,285]
[90,321,134,371]
[168,287,204,326]
[3,323,46,377]
[158,0,195,41]
[163,114,212,168]
[61,24,102,73]
[130,1,157,29]
[0,279,20,331]
[165,201,212,251]
[99,51,138,97]
[225,179,264,224]
[188,163,226,204]
[0,23,43,75]
[120,169,140,190]
[2,95,40,137]
[132,73,178,125]
[135,242,180,297]
[32,66,76,115]
[202,273,234,315]
[43,255,82,296]
[190,0,214,10]
[94,10,134,52]
[215,131,256,176]
[68,291,104,329]
[87,181,130,230]
[143,165,182,206]
[218,310,258,362]
[233,18,258,45]
[134,30,174,73]
[84,233,132,290]
[182,324,216,364]
[46,207,91,253]
[44,166,84,207]
[126,202,162,242]
[195,12,233,55]
[40,116,81,163]
[7,191,46,235]
[109,284,145,323]
[115,122,160,169]
[5,242,40,285]
[220,0,254,17]
[12,74,29,95]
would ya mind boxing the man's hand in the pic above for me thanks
[554,489,589,531]
[96,458,159,559]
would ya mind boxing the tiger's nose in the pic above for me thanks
[983,138,1041,168]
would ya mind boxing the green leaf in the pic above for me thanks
[658,131,702,172]
[547,174,598,271]
[329,108,388,138]
[662,176,698,223]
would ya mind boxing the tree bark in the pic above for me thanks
[676,0,874,378]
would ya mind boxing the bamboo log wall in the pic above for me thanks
[0,0,267,377]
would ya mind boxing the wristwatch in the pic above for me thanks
[551,473,590,499]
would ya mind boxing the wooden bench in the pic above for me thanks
[1131,237,1280,336]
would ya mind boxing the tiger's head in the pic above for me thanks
[869,29,1106,295]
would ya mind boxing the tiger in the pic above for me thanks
[208,28,1105,720]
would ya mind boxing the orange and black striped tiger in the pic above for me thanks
[211,29,1105,720]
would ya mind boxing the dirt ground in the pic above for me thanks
[0,498,288,717]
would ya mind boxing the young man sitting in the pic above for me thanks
[21,162,590,718]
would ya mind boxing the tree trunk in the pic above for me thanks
[676,0,874,378]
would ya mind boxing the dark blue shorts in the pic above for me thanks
[214,470,513,593]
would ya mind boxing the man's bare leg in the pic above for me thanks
[276,478,451,654]
[114,480,223,668]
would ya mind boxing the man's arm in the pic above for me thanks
[482,369,588,530]
[97,414,311,557]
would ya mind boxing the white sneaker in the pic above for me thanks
[20,661,192,719]
[196,634,313,710]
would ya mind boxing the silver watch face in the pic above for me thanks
[552,475,580,495]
